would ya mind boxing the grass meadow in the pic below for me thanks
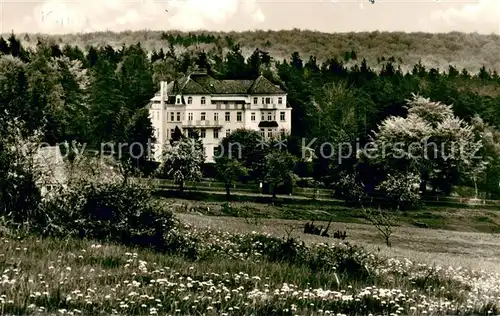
[1,198,500,316]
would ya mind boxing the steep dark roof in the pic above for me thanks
[165,72,285,95]
[182,78,211,94]
[249,75,285,94]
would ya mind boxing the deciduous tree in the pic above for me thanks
[158,136,205,192]
[264,150,296,198]
[366,94,484,195]
[215,157,248,198]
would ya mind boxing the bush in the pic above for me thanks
[37,180,176,250]
[160,226,380,282]
[334,171,366,205]
[377,172,421,209]
[227,234,378,282]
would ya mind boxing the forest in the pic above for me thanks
[12,29,500,72]
[2,30,500,205]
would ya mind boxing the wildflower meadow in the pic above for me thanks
[0,221,499,316]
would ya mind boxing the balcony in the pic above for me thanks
[210,96,247,102]
[182,120,223,129]
[254,103,282,110]
[213,102,247,110]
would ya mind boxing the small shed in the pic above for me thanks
[33,145,68,197]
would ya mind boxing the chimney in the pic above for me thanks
[160,81,167,101]
[159,81,167,154]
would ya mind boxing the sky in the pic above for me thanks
[0,0,499,35]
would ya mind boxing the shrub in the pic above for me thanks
[334,171,366,204]
[214,232,378,281]
[37,180,176,250]
[377,172,421,209]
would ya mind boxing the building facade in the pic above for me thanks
[148,70,292,163]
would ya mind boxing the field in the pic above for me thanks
[177,212,500,275]
[1,191,500,315]
[1,221,499,316]
[169,193,500,272]
[155,190,500,234]
[13,29,500,72]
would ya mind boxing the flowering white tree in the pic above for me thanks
[158,136,205,192]
[366,94,485,195]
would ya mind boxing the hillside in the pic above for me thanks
[13,29,500,73]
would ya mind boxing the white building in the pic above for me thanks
[148,70,292,163]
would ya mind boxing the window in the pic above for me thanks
[251,112,256,121]
[176,112,181,121]
[200,129,206,138]
[187,96,192,104]
[225,112,230,122]
[176,97,181,104]
[214,113,219,121]
[253,97,258,105]
[170,129,174,138]
[261,112,265,121]
[237,112,242,122]
[213,129,219,139]
[265,97,271,104]
[156,111,159,120]
[170,112,174,121]
[280,128,286,137]
[260,129,265,137]
[278,97,283,104]
[261,97,265,104]
[226,129,231,137]
[267,112,272,121]
[201,112,206,121]
[280,111,285,121]
[201,97,206,105]
[188,113,193,121]
[268,129,273,138]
